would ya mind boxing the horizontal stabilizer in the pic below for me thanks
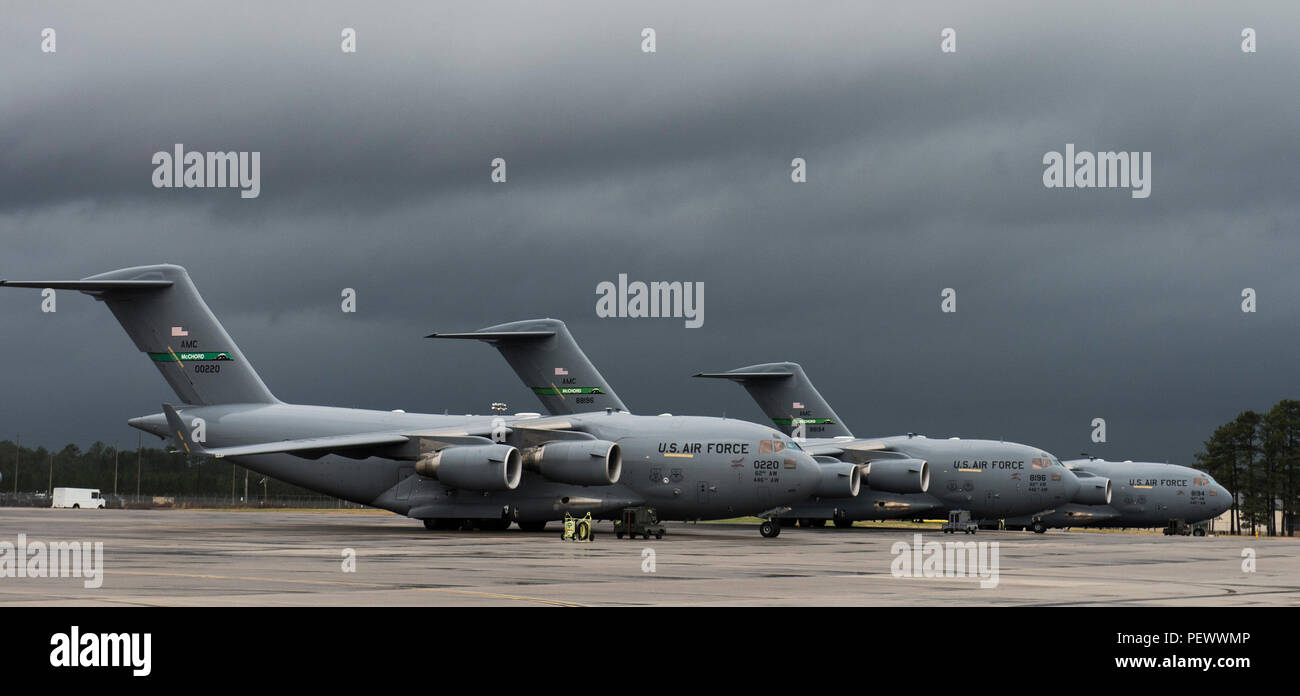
[0,279,173,292]
[693,370,794,380]
[425,331,556,341]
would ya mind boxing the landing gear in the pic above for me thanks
[1193,527,1206,537]
[517,520,548,533]
[760,519,781,538]
[834,518,853,529]
[1031,520,1048,534]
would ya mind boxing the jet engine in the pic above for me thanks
[864,458,930,494]
[1071,472,1112,505]
[415,444,522,491]
[813,460,861,498]
[522,440,622,486]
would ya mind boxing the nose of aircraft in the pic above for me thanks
[1063,467,1081,501]
[1213,483,1232,515]
[791,450,826,493]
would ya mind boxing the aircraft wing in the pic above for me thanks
[162,404,493,459]
[801,439,890,462]
[197,433,413,459]
[161,404,595,460]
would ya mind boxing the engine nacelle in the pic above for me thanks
[523,440,622,486]
[1072,473,1112,505]
[813,460,861,498]
[415,444,522,491]
[864,458,930,494]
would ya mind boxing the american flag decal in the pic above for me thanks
[554,367,568,376]
[171,326,188,337]
[793,402,804,409]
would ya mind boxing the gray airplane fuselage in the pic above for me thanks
[788,436,1078,521]
[1009,460,1231,528]
[130,403,822,522]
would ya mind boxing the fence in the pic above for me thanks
[0,491,368,510]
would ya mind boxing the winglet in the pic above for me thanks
[162,403,201,455]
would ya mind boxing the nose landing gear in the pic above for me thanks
[756,506,792,538]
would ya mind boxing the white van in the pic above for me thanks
[52,487,106,509]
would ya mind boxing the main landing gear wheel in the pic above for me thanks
[1193,528,1206,537]
[834,518,853,529]
[1031,521,1047,534]
[760,519,781,538]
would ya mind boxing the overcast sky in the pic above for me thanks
[2,1,1298,467]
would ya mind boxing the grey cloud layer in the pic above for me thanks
[1,1,1297,465]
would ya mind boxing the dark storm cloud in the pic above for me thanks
[2,1,1298,466]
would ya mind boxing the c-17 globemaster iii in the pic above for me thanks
[699,361,1230,535]
[693,362,1112,532]
[431,321,1109,533]
[1,264,854,537]
[1006,457,1231,534]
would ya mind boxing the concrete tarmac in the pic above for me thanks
[0,508,1295,606]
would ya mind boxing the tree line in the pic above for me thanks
[0,439,320,500]
[1195,399,1300,536]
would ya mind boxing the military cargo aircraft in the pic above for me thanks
[1006,457,1231,534]
[431,322,1108,532]
[693,362,1112,532]
[1,264,845,536]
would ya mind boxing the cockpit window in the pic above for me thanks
[786,440,803,451]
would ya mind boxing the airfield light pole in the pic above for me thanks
[113,443,120,497]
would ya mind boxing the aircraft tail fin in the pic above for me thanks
[428,318,628,416]
[1,264,278,406]
[694,362,854,438]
